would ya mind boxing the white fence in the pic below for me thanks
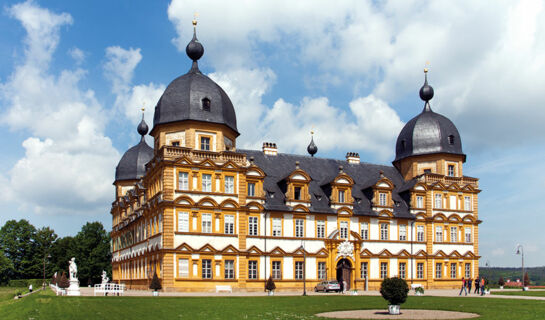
[93,283,125,296]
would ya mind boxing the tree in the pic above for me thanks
[498,276,505,287]
[72,222,111,285]
[149,272,162,291]
[380,277,409,305]
[0,249,14,284]
[0,220,39,279]
[35,227,57,278]
[524,272,530,286]
[50,236,75,277]
[57,272,69,289]
[265,276,276,292]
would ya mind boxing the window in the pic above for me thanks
[224,215,234,234]
[295,219,304,237]
[340,221,348,239]
[318,262,326,280]
[450,227,457,242]
[399,263,406,279]
[450,263,457,278]
[294,187,301,200]
[379,192,387,206]
[248,260,257,279]
[465,227,472,243]
[338,190,345,203]
[464,196,471,211]
[399,224,407,241]
[202,259,212,279]
[380,262,388,279]
[361,262,368,279]
[202,174,212,192]
[424,169,432,174]
[225,260,234,279]
[224,176,234,194]
[435,194,442,208]
[435,226,443,242]
[417,225,425,242]
[247,182,255,197]
[448,165,455,177]
[448,135,455,145]
[272,261,282,280]
[295,261,304,280]
[178,172,189,190]
[360,222,369,240]
[416,195,424,208]
[417,263,424,279]
[200,137,210,151]
[436,263,442,278]
[272,218,282,237]
[172,141,180,146]
[178,259,189,278]
[248,217,258,236]
[316,220,325,238]
[465,263,471,278]
[380,223,388,240]
[178,212,189,232]
[201,98,211,111]
[202,213,212,233]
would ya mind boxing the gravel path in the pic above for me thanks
[315,309,479,319]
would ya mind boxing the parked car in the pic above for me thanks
[314,280,341,292]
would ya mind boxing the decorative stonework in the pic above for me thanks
[336,240,354,260]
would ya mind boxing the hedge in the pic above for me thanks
[6,279,46,288]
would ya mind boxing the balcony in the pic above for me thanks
[161,146,246,164]
[419,173,479,188]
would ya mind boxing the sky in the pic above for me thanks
[0,0,544,267]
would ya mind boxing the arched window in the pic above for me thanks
[448,135,455,145]
[202,98,211,111]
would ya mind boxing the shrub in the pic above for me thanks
[415,286,424,294]
[57,272,70,289]
[380,277,409,305]
[524,272,530,286]
[265,276,276,292]
[8,279,43,288]
[149,272,162,291]
[498,276,505,286]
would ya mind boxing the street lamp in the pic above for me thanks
[300,244,306,296]
[515,244,525,291]
[43,254,51,288]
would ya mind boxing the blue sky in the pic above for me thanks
[1,0,544,267]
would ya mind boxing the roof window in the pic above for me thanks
[202,98,211,111]
[448,135,455,145]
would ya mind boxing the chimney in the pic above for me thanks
[346,152,360,164]
[262,142,278,156]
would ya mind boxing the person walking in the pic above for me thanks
[28,284,33,293]
[459,277,467,296]
[467,277,472,293]
[480,277,486,295]
[474,277,480,294]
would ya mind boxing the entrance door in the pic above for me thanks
[336,259,352,291]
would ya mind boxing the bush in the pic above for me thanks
[7,279,44,288]
[57,272,70,289]
[498,276,505,286]
[524,272,530,286]
[265,276,276,292]
[415,286,424,294]
[149,272,162,291]
[380,277,409,305]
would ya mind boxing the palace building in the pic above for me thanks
[110,22,480,292]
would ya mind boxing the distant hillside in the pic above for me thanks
[479,266,545,286]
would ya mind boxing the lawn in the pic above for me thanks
[1,289,544,320]
[0,287,26,302]
[492,290,545,297]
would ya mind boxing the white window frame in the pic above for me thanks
[272,218,282,237]
[435,194,442,208]
[202,174,212,192]
[417,263,424,279]
[178,172,189,190]
[448,164,455,177]
[435,226,443,242]
[380,223,388,241]
[202,213,212,233]
[316,220,325,238]
[465,263,471,278]
[340,221,348,239]
[248,260,257,279]
[318,262,326,280]
[399,262,406,279]
[380,262,388,279]
[361,262,368,279]
[248,216,258,236]
[379,192,387,206]
[338,190,345,203]
[225,260,234,279]
[295,261,304,280]
[465,227,472,243]
[178,259,189,278]
[450,226,457,242]
[272,261,282,280]
[450,263,457,278]
[295,219,304,238]
[202,259,212,279]
[360,222,369,240]
[247,182,255,197]
[224,176,234,194]
[436,263,442,278]
[464,196,471,211]
[224,215,234,234]
[399,224,407,241]
[178,211,189,232]
[416,195,423,208]
[417,225,424,242]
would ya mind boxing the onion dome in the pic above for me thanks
[307,131,318,157]
[394,69,465,162]
[152,20,238,136]
[115,112,154,182]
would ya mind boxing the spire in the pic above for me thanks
[185,16,204,73]
[307,130,318,157]
[137,107,149,142]
[419,67,434,112]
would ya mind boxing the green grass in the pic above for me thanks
[0,287,26,302]
[492,290,545,297]
[1,289,545,320]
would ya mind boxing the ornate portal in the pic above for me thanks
[336,240,354,260]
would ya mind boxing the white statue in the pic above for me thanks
[336,240,355,260]
[101,270,109,285]
[69,257,78,281]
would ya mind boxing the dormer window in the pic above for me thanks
[294,187,301,200]
[338,190,345,203]
[379,192,387,206]
[448,135,454,145]
[202,98,211,111]
[200,137,210,151]
[448,165,455,177]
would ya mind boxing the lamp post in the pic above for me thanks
[516,244,525,291]
[300,244,306,296]
[43,254,51,289]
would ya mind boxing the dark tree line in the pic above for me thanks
[0,219,111,286]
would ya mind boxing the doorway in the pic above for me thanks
[336,258,352,291]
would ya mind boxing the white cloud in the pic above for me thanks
[103,46,165,125]
[0,1,119,215]
[68,47,85,65]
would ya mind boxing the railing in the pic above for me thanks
[94,283,125,296]
[419,173,479,188]
[161,146,246,163]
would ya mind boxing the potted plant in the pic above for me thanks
[380,277,409,315]
[523,272,530,291]
[265,276,276,296]
[149,272,162,296]
[498,276,505,290]
[415,286,424,296]
[57,272,70,296]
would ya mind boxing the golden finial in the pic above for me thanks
[192,12,198,26]
[424,61,431,73]
[141,107,145,112]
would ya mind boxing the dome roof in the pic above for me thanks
[152,23,238,135]
[115,118,154,182]
[394,71,465,162]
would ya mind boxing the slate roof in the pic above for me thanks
[115,139,153,182]
[240,150,414,219]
